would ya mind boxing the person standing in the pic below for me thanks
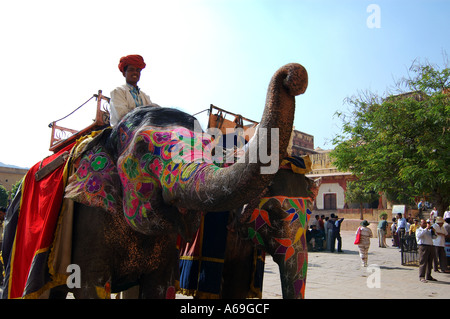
[318,215,325,233]
[396,213,407,241]
[444,217,450,238]
[377,214,388,248]
[409,219,420,235]
[416,219,437,283]
[356,220,373,267]
[318,215,325,248]
[110,54,153,126]
[333,215,345,253]
[430,207,438,224]
[310,215,319,229]
[326,215,335,252]
[391,217,399,247]
[432,217,449,273]
[443,208,450,220]
[418,200,426,219]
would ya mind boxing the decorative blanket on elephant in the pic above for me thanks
[177,132,265,298]
[178,211,265,299]
[1,131,103,299]
[1,142,75,299]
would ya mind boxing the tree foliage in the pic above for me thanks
[10,179,22,201]
[0,185,8,207]
[345,181,379,207]
[345,180,380,219]
[331,59,450,215]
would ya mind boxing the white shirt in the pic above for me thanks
[444,211,450,220]
[110,84,152,126]
[415,226,434,246]
[430,209,438,219]
[432,223,448,247]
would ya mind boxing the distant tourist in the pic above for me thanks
[432,217,449,273]
[356,220,373,267]
[332,215,344,253]
[377,214,388,248]
[416,219,437,283]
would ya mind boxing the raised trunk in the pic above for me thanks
[164,63,308,211]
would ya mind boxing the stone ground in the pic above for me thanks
[259,231,450,299]
[59,230,448,299]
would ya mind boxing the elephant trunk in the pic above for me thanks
[164,63,308,211]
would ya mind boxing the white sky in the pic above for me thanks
[1,0,449,168]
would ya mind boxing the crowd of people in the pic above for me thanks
[306,207,450,281]
[306,214,344,252]
[306,213,373,266]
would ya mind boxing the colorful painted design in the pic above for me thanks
[66,145,120,213]
[116,126,217,231]
[246,195,312,299]
[249,197,272,231]
[66,125,218,233]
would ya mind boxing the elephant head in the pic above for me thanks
[65,63,308,236]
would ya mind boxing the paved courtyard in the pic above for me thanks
[58,230,450,299]
[261,231,450,299]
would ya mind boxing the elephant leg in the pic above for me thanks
[272,252,307,299]
[138,248,179,299]
[70,268,113,299]
[48,285,69,299]
[120,285,140,299]
[71,204,114,299]
[72,286,103,299]
[221,231,255,298]
[138,271,177,299]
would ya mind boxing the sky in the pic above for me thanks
[1,0,449,169]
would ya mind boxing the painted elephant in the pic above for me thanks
[178,156,316,299]
[222,162,316,299]
[47,63,308,298]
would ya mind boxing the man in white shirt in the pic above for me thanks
[416,219,437,282]
[429,207,438,223]
[443,209,450,220]
[110,54,153,126]
[396,213,407,240]
[432,216,449,273]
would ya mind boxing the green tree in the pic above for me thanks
[345,180,380,220]
[0,185,8,207]
[10,179,22,201]
[331,59,450,216]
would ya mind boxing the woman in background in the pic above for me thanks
[357,220,373,267]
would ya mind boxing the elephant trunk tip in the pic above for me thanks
[281,63,308,97]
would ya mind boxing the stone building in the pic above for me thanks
[306,149,354,210]
[0,163,29,192]
[289,130,316,156]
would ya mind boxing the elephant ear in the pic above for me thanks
[65,128,122,214]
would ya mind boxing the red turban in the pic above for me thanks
[118,55,146,73]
